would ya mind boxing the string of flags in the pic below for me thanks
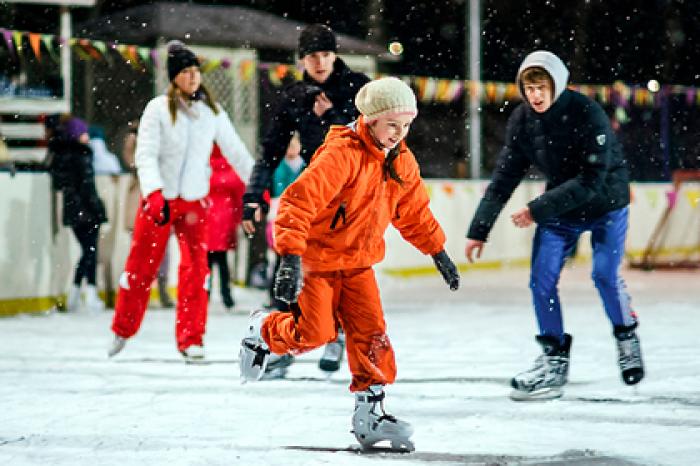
[3,27,700,109]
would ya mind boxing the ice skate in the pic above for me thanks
[319,331,345,373]
[66,285,82,312]
[181,344,205,362]
[107,334,127,358]
[221,287,235,310]
[239,309,271,382]
[262,353,295,379]
[351,385,415,452]
[614,323,644,385]
[510,334,572,401]
[84,285,105,313]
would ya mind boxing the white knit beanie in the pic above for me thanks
[355,77,418,121]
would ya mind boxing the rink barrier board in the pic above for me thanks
[0,173,694,314]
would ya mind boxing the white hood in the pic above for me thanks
[516,50,570,103]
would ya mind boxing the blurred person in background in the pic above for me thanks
[109,41,254,361]
[88,126,123,175]
[241,23,370,374]
[45,113,107,313]
[465,51,643,401]
[206,144,246,310]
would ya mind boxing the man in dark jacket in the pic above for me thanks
[465,51,644,401]
[242,24,370,374]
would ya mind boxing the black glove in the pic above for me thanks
[432,250,460,291]
[242,193,270,223]
[273,255,303,304]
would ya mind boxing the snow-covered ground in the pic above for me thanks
[1,265,698,466]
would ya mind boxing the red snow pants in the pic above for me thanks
[262,267,396,392]
[112,198,209,351]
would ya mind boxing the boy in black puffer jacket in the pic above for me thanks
[465,51,643,401]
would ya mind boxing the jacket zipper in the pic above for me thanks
[330,202,347,230]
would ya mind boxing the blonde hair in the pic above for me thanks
[167,83,219,124]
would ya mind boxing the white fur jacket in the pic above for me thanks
[135,95,254,201]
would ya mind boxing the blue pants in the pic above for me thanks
[529,207,636,343]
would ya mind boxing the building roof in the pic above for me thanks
[76,2,386,57]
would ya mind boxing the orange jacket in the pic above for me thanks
[275,116,446,272]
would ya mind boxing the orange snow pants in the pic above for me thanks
[262,267,396,392]
[112,198,209,352]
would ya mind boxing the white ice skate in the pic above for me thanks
[510,334,571,401]
[66,285,82,312]
[84,285,105,313]
[181,344,205,362]
[239,309,271,382]
[352,385,415,452]
[319,331,345,373]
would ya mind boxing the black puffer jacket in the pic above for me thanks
[48,136,107,227]
[467,89,630,242]
[244,58,369,205]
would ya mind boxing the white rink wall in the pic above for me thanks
[0,173,696,311]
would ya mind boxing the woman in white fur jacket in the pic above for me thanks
[109,41,254,360]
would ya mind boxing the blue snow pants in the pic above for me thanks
[529,207,636,343]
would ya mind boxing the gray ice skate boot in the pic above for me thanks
[262,353,295,380]
[352,385,415,452]
[510,333,572,401]
[239,309,271,382]
[319,330,345,373]
[614,323,644,385]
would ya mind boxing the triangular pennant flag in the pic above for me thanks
[200,58,221,74]
[29,32,41,61]
[239,60,255,83]
[137,47,150,68]
[92,40,106,56]
[2,29,15,58]
[12,30,23,54]
[685,189,700,208]
[41,34,58,62]
[78,39,101,60]
[71,38,91,61]
[127,45,140,68]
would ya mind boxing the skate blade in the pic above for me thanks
[509,386,563,401]
[356,439,415,453]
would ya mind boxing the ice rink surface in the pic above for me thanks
[1,265,698,466]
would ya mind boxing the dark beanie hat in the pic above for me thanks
[298,24,337,58]
[167,40,199,81]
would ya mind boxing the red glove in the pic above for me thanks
[143,190,169,225]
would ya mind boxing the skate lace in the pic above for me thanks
[617,335,642,370]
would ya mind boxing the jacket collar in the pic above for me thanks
[527,88,572,122]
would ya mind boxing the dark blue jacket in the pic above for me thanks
[467,89,629,242]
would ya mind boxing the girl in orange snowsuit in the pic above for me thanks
[261,77,460,393]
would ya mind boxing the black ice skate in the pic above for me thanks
[614,323,644,385]
[319,330,345,373]
[351,385,414,452]
[239,309,271,382]
[510,334,572,401]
